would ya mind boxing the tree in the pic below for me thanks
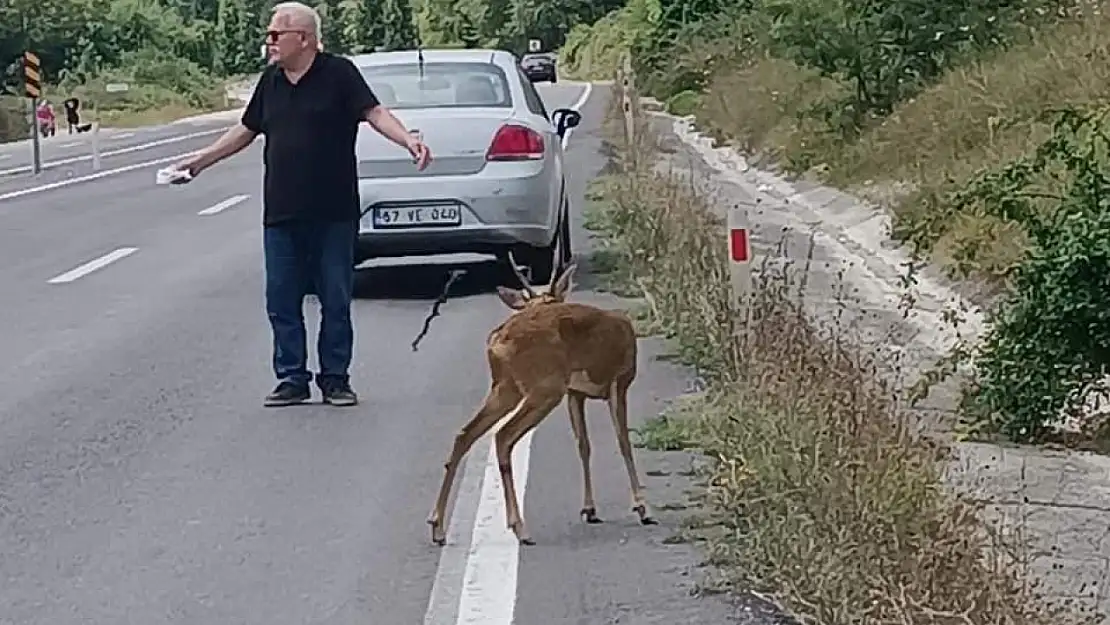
[380,0,418,50]
[215,0,254,73]
[334,0,384,53]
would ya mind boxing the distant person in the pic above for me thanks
[62,97,80,134]
[170,1,431,407]
[36,100,55,137]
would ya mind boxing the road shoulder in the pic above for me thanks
[647,104,1110,619]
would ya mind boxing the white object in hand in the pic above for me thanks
[156,166,193,185]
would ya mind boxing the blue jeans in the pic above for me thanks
[263,220,357,389]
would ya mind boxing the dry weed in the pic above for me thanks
[589,72,1103,625]
[697,54,849,172]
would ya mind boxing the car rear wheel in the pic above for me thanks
[518,239,556,285]
[516,203,569,284]
[558,198,573,269]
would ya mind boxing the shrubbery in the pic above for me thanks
[584,76,1099,625]
[950,107,1110,441]
[559,0,1068,116]
[570,0,1110,444]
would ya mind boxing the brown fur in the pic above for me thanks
[426,255,657,546]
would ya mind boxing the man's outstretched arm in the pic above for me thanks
[340,58,431,170]
[179,73,266,176]
[183,124,258,175]
[364,105,414,149]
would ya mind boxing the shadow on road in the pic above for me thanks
[352,259,508,301]
[351,252,605,301]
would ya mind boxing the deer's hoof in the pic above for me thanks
[520,537,536,546]
[632,505,658,525]
[580,507,603,524]
[429,519,447,546]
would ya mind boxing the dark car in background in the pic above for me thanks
[520,53,557,83]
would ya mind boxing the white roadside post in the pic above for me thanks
[619,53,636,170]
[90,117,101,171]
[728,202,754,339]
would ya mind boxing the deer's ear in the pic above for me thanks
[552,263,577,299]
[496,286,527,309]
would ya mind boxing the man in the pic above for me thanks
[172,1,431,407]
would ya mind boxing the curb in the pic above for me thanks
[169,107,246,126]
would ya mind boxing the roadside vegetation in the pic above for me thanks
[563,0,1110,446]
[582,76,1104,625]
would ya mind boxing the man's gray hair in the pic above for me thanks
[271,1,322,40]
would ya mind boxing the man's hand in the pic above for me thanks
[407,137,432,171]
[173,124,258,178]
[173,152,205,178]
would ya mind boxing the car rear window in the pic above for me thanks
[358,62,513,110]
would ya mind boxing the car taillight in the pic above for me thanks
[486,124,544,161]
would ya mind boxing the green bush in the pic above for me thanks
[577,0,1072,134]
[957,106,1110,440]
[0,96,27,143]
[559,0,660,80]
[665,89,701,116]
[62,48,226,116]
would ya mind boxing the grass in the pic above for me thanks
[68,79,238,129]
[694,12,1110,288]
[585,74,1105,625]
[97,101,235,128]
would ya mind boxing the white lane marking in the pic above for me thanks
[561,83,592,150]
[113,132,135,140]
[0,152,187,202]
[47,247,138,284]
[0,127,225,177]
[421,433,489,624]
[422,82,594,625]
[455,426,534,625]
[198,194,249,216]
[0,154,10,161]
[60,141,82,148]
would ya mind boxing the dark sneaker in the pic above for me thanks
[263,381,311,407]
[320,380,358,407]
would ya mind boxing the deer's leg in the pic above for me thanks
[566,390,601,523]
[428,381,522,545]
[607,375,657,525]
[494,390,564,545]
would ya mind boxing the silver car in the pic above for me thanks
[350,48,581,283]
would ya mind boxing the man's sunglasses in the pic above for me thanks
[265,29,306,44]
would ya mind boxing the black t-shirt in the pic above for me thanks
[241,52,380,226]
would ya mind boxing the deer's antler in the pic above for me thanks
[548,255,561,290]
[506,251,538,298]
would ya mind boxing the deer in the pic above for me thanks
[426,253,658,546]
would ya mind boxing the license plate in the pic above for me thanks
[370,205,462,229]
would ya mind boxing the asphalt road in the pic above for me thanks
[0,115,240,193]
[0,83,751,624]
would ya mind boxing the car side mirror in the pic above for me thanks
[551,108,581,138]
